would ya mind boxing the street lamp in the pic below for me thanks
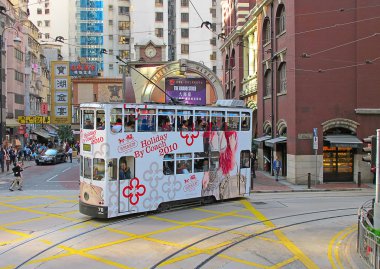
[0,26,22,144]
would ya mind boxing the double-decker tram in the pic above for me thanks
[79,101,252,218]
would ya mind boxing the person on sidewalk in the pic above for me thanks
[9,162,24,191]
[273,156,282,181]
[0,145,5,173]
[67,146,73,163]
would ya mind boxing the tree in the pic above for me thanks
[57,125,74,144]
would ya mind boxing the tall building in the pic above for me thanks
[220,0,380,184]
[28,0,70,60]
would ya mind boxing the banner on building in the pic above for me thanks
[18,116,50,124]
[69,62,98,77]
[165,77,206,105]
[41,102,48,115]
[51,61,72,124]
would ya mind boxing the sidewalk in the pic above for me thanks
[0,160,36,179]
[252,170,374,192]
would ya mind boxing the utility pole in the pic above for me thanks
[374,129,380,229]
[270,2,275,175]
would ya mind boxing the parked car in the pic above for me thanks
[35,149,66,165]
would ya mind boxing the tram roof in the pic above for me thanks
[80,100,251,111]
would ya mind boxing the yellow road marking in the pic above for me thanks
[269,256,299,269]
[59,246,135,269]
[0,226,31,237]
[241,200,319,269]
[149,216,220,231]
[218,254,270,268]
[194,207,256,220]
[328,225,356,269]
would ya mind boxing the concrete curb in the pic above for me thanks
[251,188,367,193]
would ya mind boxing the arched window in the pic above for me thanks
[264,69,272,96]
[232,86,236,99]
[230,49,235,68]
[263,18,271,44]
[225,54,229,70]
[278,62,287,93]
[276,5,286,35]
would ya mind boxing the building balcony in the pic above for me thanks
[240,75,258,97]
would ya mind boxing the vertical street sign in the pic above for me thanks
[313,128,318,150]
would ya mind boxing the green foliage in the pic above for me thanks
[367,226,380,237]
[57,125,74,143]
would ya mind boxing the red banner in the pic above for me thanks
[41,102,48,115]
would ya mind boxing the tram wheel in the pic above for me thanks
[158,202,171,212]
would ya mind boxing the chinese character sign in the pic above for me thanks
[69,62,98,77]
[51,61,72,124]
[165,78,206,105]
[40,103,48,115]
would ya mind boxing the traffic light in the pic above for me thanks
[362,136,377,169]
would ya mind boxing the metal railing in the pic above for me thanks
[358,199,380,268]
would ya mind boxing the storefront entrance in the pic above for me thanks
[323,146,353,182]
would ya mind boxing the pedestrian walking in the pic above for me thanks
[0,145,5,173]
[273,156,282,181]
[68,146,73,163]
[5,149,10,172]
[9,162,24,191]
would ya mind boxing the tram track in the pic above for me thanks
[150,206,358,268]
[9,204,357,268]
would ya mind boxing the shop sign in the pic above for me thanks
[313,128,318,150]
[18,125,26,135]
[41,102,48,115]
[297,133,313,140]
[165,77,206,105]
[69,62,98,77]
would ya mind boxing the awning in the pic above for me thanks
[265,136,287,147]
[324,135,362,148]
[32,128,51,139]
[253,135,271,145]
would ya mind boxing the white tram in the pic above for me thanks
[79,102,252,218]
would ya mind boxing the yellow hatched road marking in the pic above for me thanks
[218,254,270,268]
[194,207,256,220]
[149,216,220,231]
[0,226,31,237]
[269,256,299,269]
[241,200,319,269]
[2,215,51,227]
[328,225,356,269]
[59,246,136,269]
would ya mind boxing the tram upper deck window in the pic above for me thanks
[176,153,192,174]
[227,112,240,131]
[177,110,193,131]
[96,110,105,130]
[211,111,226,131]
[83,110,95,129]
[124,108,135,132]
[138,109,156,132]
[158,109,175,132]
[93,158,105,180]
[195,110,209,131]
[111,108,123,133]
[241,112,251,131]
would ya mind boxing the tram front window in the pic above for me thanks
[83,110,95,129]
[241,112,251,131]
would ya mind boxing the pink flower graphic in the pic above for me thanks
[122,178,146,205]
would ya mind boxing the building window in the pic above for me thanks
[278,63,287,93]
[181,13,189,22]
[276,5,286,35]
[155,12,163,22]
[155,28,163,37]
[44,33,50,39]
[263,18,271,44]
[109,20,113,26]
[118,6,129,15]
[15,71,24,82]
[119,36,129,44]
[181,44,189,54]
[211,23,216,32]
[181,0,189,7]
[118,21,130,30]
[37,8,42,14]
[210,8,216,18]
[109,34,113,40]
[181,28,189,38]
[45,9,49,14]
[44,20,50,27]
[37,21,42,27]
[15,94,24,104]
[230,49,235,68]
[119,50,129,59]
[155,0,163,6]
[210,52,216,60]
[108,49,114,55]
[210,38,216,46]
[264,69,272,96]
[109,64,114,70]
[14,48,23,61]
[109,4,113,10]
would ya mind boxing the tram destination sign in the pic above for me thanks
[165,77,206,105]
